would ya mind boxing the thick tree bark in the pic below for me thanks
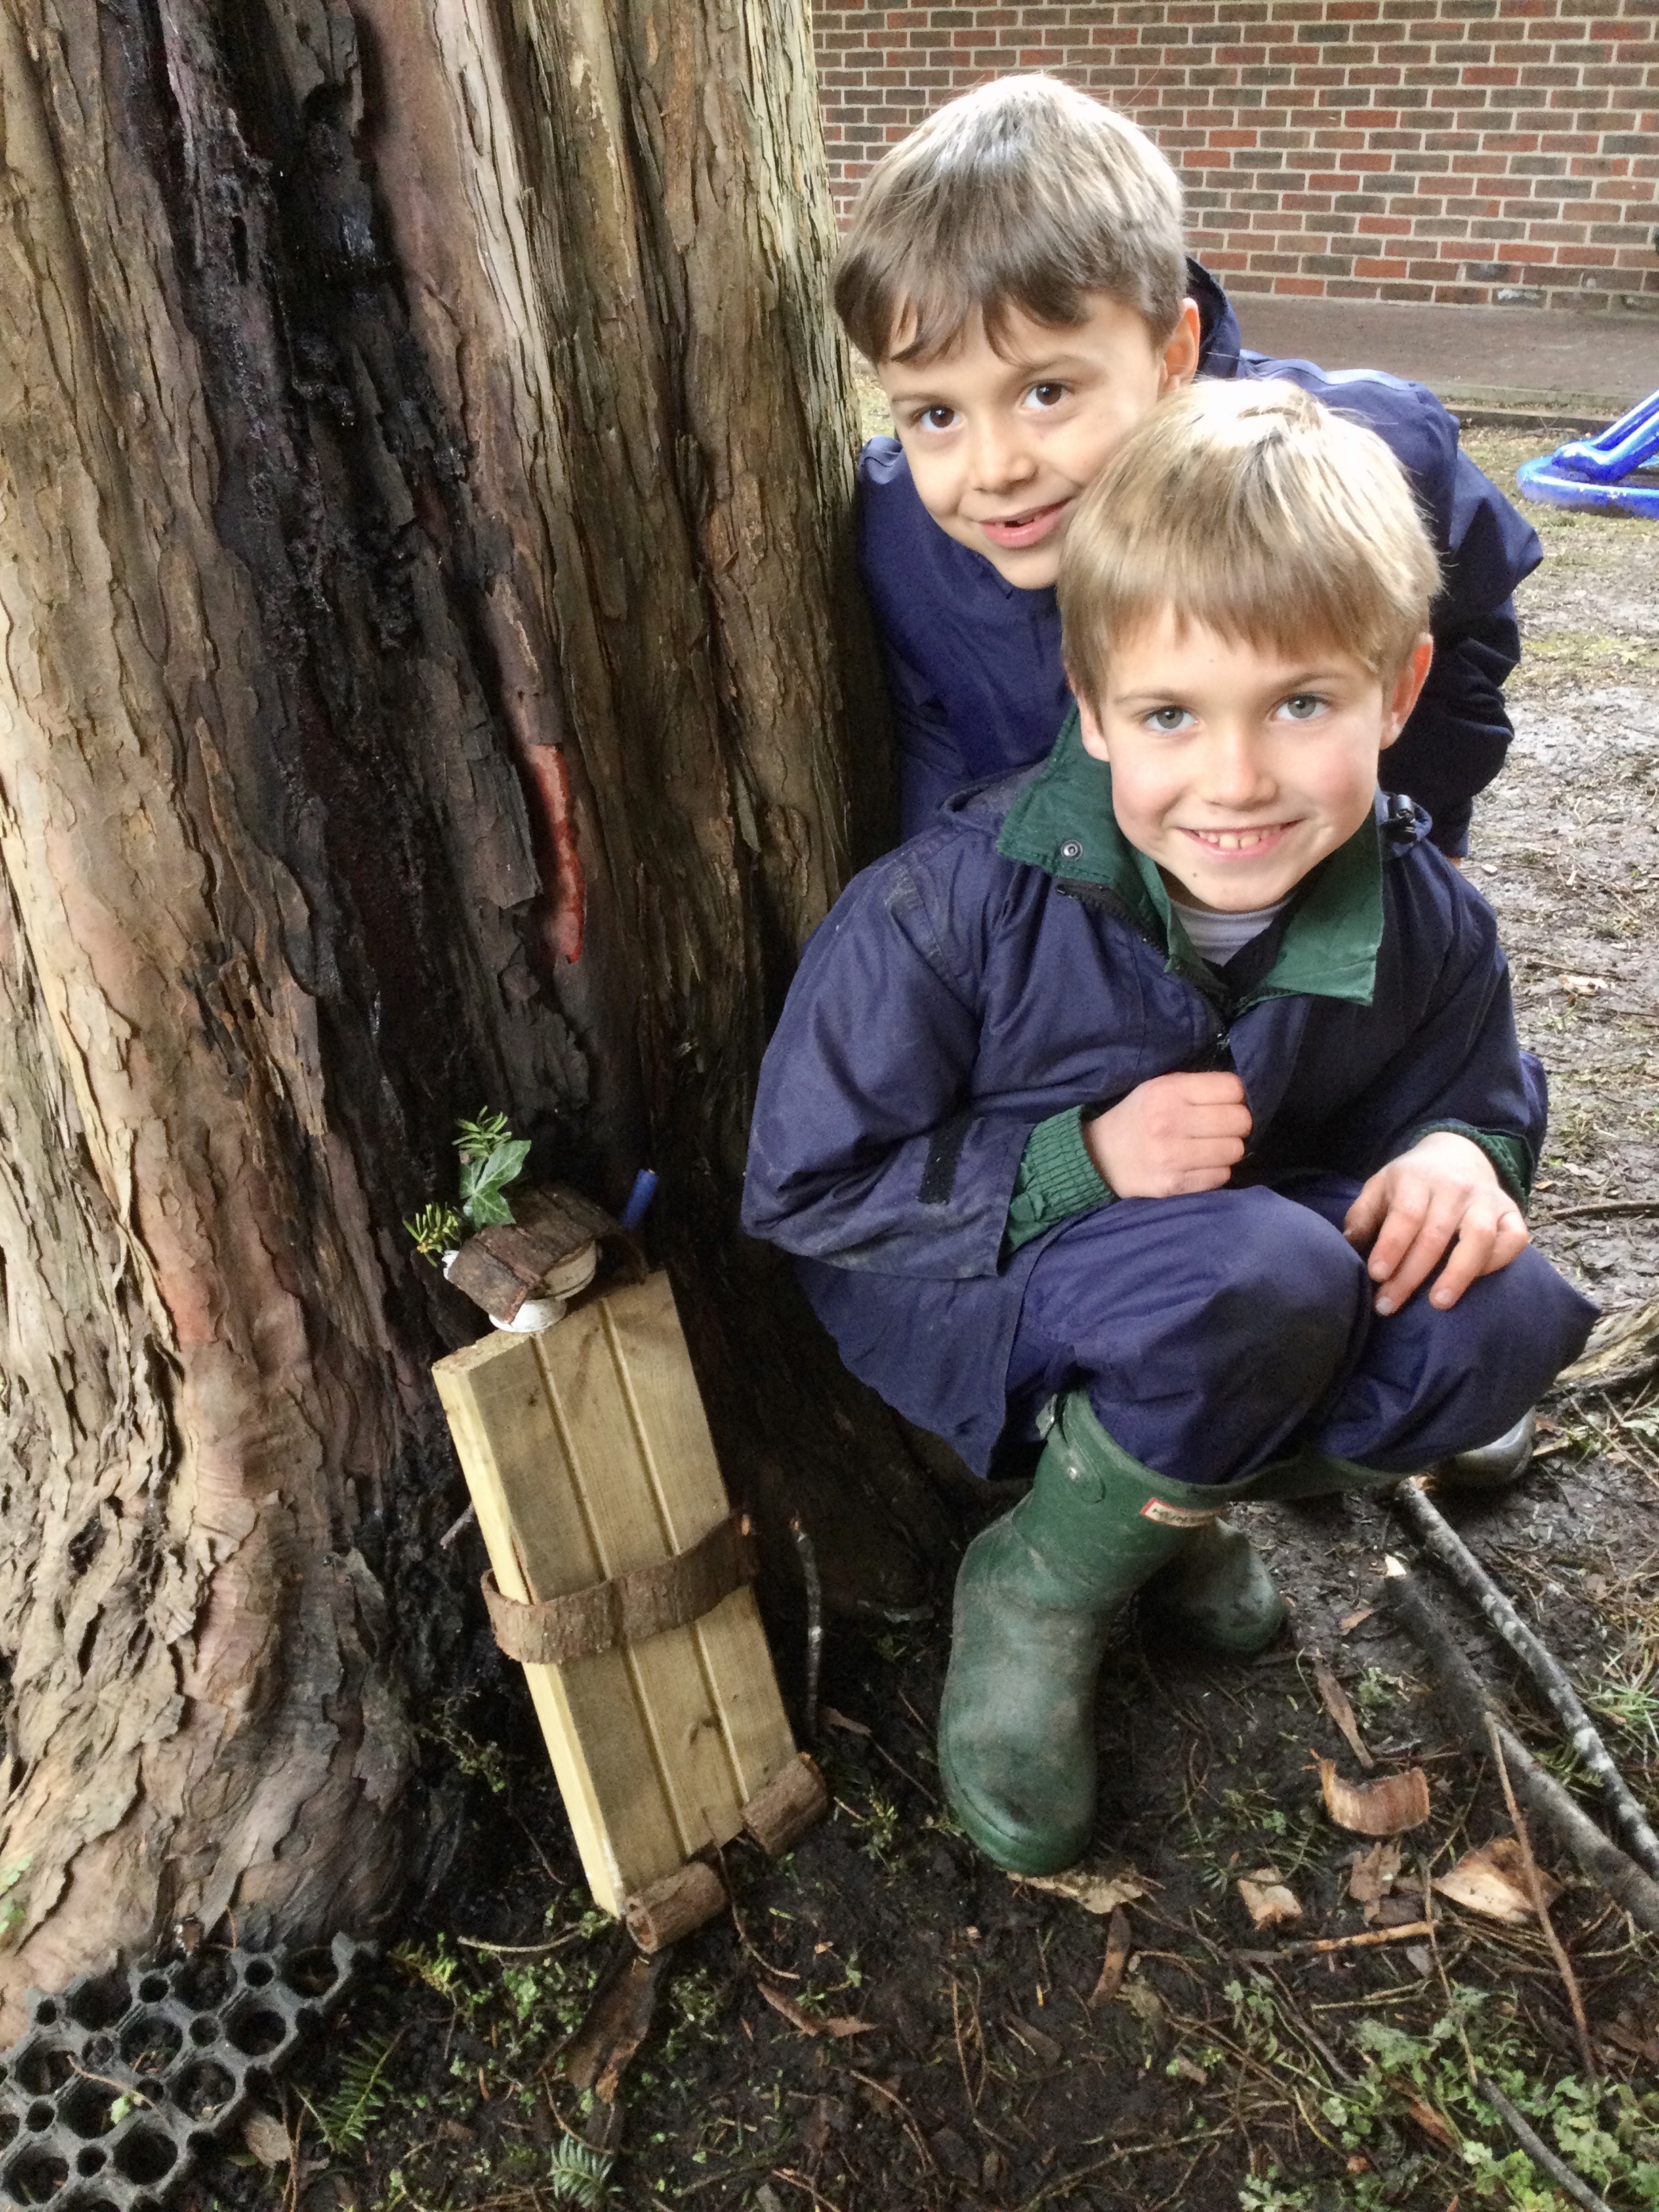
[0,0,943,2026]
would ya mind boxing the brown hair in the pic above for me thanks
[1058,380,1441,710]
[834,77,1187,367]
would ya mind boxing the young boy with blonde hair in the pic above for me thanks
[840,75,1537,860]
[743,382,1592,1877]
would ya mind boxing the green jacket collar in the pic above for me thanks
[996,708,1384,1007]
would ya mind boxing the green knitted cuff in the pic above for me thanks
[1005,1107,1113,1254]
[1408,1121,1533,1210]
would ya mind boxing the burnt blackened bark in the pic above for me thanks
[0,0,941,2020]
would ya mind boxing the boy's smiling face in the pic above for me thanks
[1076,611,1433,914]
[878,293,1201,589]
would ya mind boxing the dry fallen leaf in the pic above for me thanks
[1088,1906,1134,2008]
[1238,1870,1302,1929]
[1313,1654,1374,1768]
[1338,1605,1376,1636]
[242,2110,295,2167]
[1169,2051,1209,2087]
[1432,1837,1563,1925]
[1347,1839,1404,1923]
[1399,2091,1460,2150]
[1018,1864,1149,1915]
[1120,1978,1166,2030]
[1319,1757,1431,1835]
[756,1980,876,2039]
[1558,972,1610,995]
[819,1705,872,1738]
[1007,2017,1063,2066]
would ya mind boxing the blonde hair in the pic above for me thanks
[834,77,1187,366]
[1058,380,1440,710]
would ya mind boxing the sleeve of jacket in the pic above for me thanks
[742,847,1033,1280]
[1237,357,1541,857]
[1318,859,1544,1188]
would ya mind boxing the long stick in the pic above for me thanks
[1475,2078,1616,2212]
[1484,1715,1596,2081]
[1393,1481,1659,1879]
[1379,1561,1659,1935]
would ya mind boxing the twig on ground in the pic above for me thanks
[438,1502,478,1549]
[1483,1715,1597,2081]
[1475,2076,1617,2212]
[1233,1921,1434,1961]
[1536,1199,1659,1226]
[790,1516,823,1743]
[1380,1560,1659,1935]
[455,1933,584,1957]
[1393,1480,1659,1879]
[848,2068,937,2175]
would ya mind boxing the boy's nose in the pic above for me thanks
[967,418,1037,494]
[1200,735,1277,807]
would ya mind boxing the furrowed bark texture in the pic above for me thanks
[0,0,925,2024]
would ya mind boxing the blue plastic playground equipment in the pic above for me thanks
[1516,384,1659,518]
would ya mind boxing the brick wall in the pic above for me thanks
[814,1,1659,312]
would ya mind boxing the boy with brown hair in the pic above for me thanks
[743,382,1592,1876]
[838,75,1538,861]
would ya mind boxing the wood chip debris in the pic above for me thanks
[1433,1836,1563,1925]
[1313,1655,1375,1767]
[1237,1868,1303,1928]
[1318,1756,1431,1835]
[1017,1864,1150,1914]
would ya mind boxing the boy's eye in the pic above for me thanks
[916,405,957,432]
[1026,383,1067,410]
[1279,693,1326,720]
[1146,706,1193,733]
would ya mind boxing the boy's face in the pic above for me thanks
[1076,611,1433,914]
[878,294,1202,590]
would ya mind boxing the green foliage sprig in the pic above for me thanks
[546,2138,615,2207]
[405,1109,531,1262]
[301,2028,400,2154]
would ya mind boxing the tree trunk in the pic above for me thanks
[0,0,945,2027]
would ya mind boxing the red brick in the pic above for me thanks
[815,0,1655,310]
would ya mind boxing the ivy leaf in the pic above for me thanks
[465,1183,518,1228]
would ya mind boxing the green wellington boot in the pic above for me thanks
[939,1393,1273,1876]
[1140,1516,1288,1654]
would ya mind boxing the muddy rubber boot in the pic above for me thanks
[1139,1517,1287,1655]
[938,1393,1258,1877]
[1432,1410,1536,1494]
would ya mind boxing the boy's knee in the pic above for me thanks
[1421,1241,1596,1393]
[1221,1188,1369,1341]
[1168,1189,1368,1401]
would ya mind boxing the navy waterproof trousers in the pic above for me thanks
[1002,1176,1597,1486]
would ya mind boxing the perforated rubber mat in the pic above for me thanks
[0,1933,368,2210]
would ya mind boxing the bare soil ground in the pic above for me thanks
[184,430,1659,2212]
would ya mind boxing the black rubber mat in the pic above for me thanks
[0,1933,368,2209]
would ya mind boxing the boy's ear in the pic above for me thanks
[1158,300,1202,395]
[1076,695,1112,762]
[1379,635,1434,751]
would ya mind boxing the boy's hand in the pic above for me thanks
[1084,1071,1252,1199]
[1343,1131,1528,1315]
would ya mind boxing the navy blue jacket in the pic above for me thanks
[743,726,1542,1474]
[859,264,1542,856]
